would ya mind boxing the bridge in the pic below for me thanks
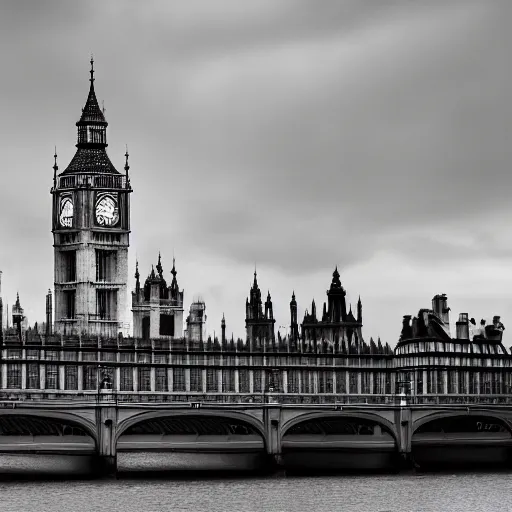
[0,391,511,474]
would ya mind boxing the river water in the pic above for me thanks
[0,455,510,512]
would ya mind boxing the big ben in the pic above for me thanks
[51,59,132,337]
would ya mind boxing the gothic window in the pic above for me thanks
[160,314,174,336]
[142,317,150,340]
[63,251,76,282]
[138,366,151,391]
[96,290,117,320]
[239,368,250,393]
[155,368,167,392]
[173,368,185,392]
[222,369,235,393]
[82,352,97,390]
[190,368,202,392]
[288,370,299,393]
[7,364,21,389]
[253,370,262,393]
[65,365,78,390]
[373,372,382,395]
[120,368,133,391]
[45,365,59,389]
[96,250,117,281]
[206,368,217,392]
[64,290,76,319]
[119,353,133,391]
[26,364,40,389]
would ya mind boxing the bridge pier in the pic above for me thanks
[95,403,118,477]
[94,455,117,478]
[264,405,282,455]
[395,405,413,462]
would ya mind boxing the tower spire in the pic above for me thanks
[90,55,95,84]
[53,147,58,186]
[124,144,130,178]
[53,147,58,172]
[156,252,163,277]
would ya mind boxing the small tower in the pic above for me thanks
[45,289,53,336]
[221,313,226,344]
[327,266,347,323]
[290,291,298,341]
[131,255,184,340]
[185,300,206,342]
[12,293,25,341]
[245,270,275,344]
[265,291,274,320]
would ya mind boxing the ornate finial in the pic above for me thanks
[90,55,95,83]
[156,252,163,277]
[135,260,140,280]
[124,145,130,173]
[53,147,58,172]
[150,265,155,279]
[171,256,177,277]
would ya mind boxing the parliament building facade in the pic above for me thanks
[0,62,510,401]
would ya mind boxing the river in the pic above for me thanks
[0,455,510,511]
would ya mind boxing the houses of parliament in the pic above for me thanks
[0,61,510,400]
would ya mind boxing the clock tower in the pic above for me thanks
[51,59,132,337]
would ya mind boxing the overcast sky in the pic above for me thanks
[1,0,511,346]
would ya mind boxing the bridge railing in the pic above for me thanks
[0,391,512,406]
[409,394,512,405]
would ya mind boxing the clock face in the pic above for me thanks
[59,196,74,228]
[95,193,119,226]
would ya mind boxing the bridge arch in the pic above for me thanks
[0,411,98,455]
[411,410,512,468]
[115,409,267,448]
[281,410,399,443]
[412,410,512,435]
[0,410,97,441]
